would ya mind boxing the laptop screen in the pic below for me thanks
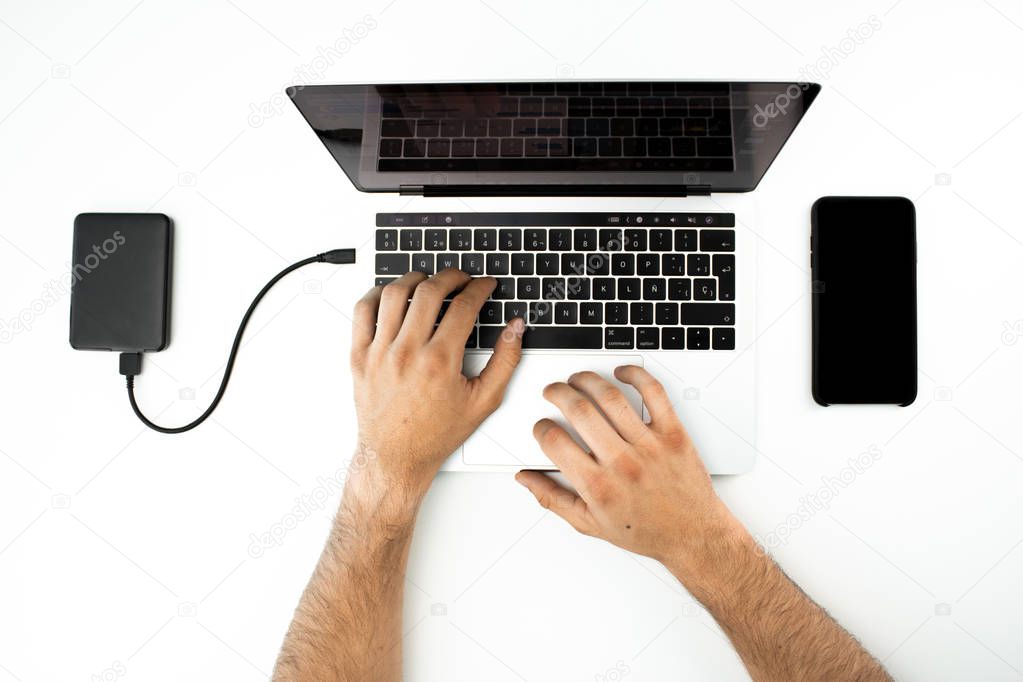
[287,81,819,194]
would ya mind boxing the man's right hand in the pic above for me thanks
[515,366,747,581]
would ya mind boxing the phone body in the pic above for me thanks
[811,197,916,406]
[69,213,172,352]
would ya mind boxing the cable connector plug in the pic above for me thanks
[119,352,142,377]
[318,249,357,264]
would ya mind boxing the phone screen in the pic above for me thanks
[811,197,916,405]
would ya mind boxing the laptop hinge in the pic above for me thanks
[409,184,710,198]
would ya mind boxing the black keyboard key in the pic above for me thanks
[479,325,602,349]
[574,229,597,251]
[637,254,659,276]
[536,253,559,275]
[376,253,409,275]
[512,253,534,275]
[499,229,522,251]
[567,277,590,300]
[636,118,659,136]
[520,97,543,115]
[568,97,590,117]
[474,229,497,251]
[675,229,697,251]
[594,97,617,116]
[690,97,712,117]
[489,119,512,137]
[641,96,663,116]
[549,229,572,250]
[411,253,434,274]
[605,302,628,324]
[684,118,707,136]
[493,277,516,300]
[417,119,440,137]
[403,139,426,157]
[662,254,685,275]
[593,278,616,300]
[561,252,586,276]
[600,229,623,251]
[376,229,398,250]
[655,302,679,325]
[580,302,602,324]
[610,118,633,136]
[681,303,734,325]
[450,229,473,250]
[618,278,641,300]
[425,229,447,251]
[400,229,422,250]
[605,327,635,349]
[637,327,659,349]
[698,137,733,157]
[672,137,696,156]
[659,118,684,136]
[427,139,450,157]
[573,138,597,156]
[464,119,488,137]
[714,254,735,301]
[479,301,502,325]
[662,327,685,350]
[486,252,510,275]
[650,229,673,251]
[451,139,475,157]
[687,253,710,276]
[694,278,717,300]
[465,325,478,349]
[381,119,415,137]
[584,253,609,275]
[501,138,523,156]
[549,137,571,156]
[612,253,635,275]
[598,138,622,156]
[587,119,610,137]
[701,229,735,251]
[440,119,463,137]
[518,277,541,299]
[643,278,666,300]
[664,97,687,117]
[476,138,499,156]
[461,253,484,275]
[437,253,459,271]
[669,278,692,301]
[565,118,586,137]
[525,229,547,251]
[648,137,671,156]
[687,327,710,350]
[542,277,566,300]
[529,301,553,325]
[623,137,646,156]
[555,302,578,324]
[630,302,653,325]
[501,301,525,322]
[624,229,646,251]
[712,328,736,350]
[375,277,397,286]
[380,139,403,157]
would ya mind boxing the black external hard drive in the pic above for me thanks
[69,213,172,352]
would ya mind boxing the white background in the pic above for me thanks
[2,0,1023,680]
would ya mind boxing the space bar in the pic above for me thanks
[477,325,602,349]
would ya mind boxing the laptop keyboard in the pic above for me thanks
[374,213,736,351]
[375,82,734,173]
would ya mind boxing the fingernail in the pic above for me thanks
[514,472,526,485]
[510,317,525,333]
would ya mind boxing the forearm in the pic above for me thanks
[665,521,891,682]
[273,464,425,682]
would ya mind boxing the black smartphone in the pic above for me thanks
[811,197,916,406]
[69,213,172,352]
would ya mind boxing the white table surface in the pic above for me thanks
[2,1,1023,679]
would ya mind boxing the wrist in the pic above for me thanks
[341,445,432,527]
[660,509,754,595]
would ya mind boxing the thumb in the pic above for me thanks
[476,317,525,405]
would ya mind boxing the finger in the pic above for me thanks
[542,382,628,461]
[351,285,382,357]
[395,269,471,346]
[515,471,594,535]
[532,418,600,489]
[613,365,679,429]
[567,371,648,444]
[473,318,525,407]
[374,271,428,345]
[431,277,497,349]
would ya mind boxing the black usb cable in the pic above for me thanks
[120,249,356,434]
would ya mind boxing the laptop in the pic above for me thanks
[288,81,819,474]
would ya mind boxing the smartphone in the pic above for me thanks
[811,197,916,406]
[69,213,172,352]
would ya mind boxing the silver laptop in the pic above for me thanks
[288,81,819,473]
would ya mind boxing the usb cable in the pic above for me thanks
[120,249,356,434]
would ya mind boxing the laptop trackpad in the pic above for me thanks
[460,353,644,468]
